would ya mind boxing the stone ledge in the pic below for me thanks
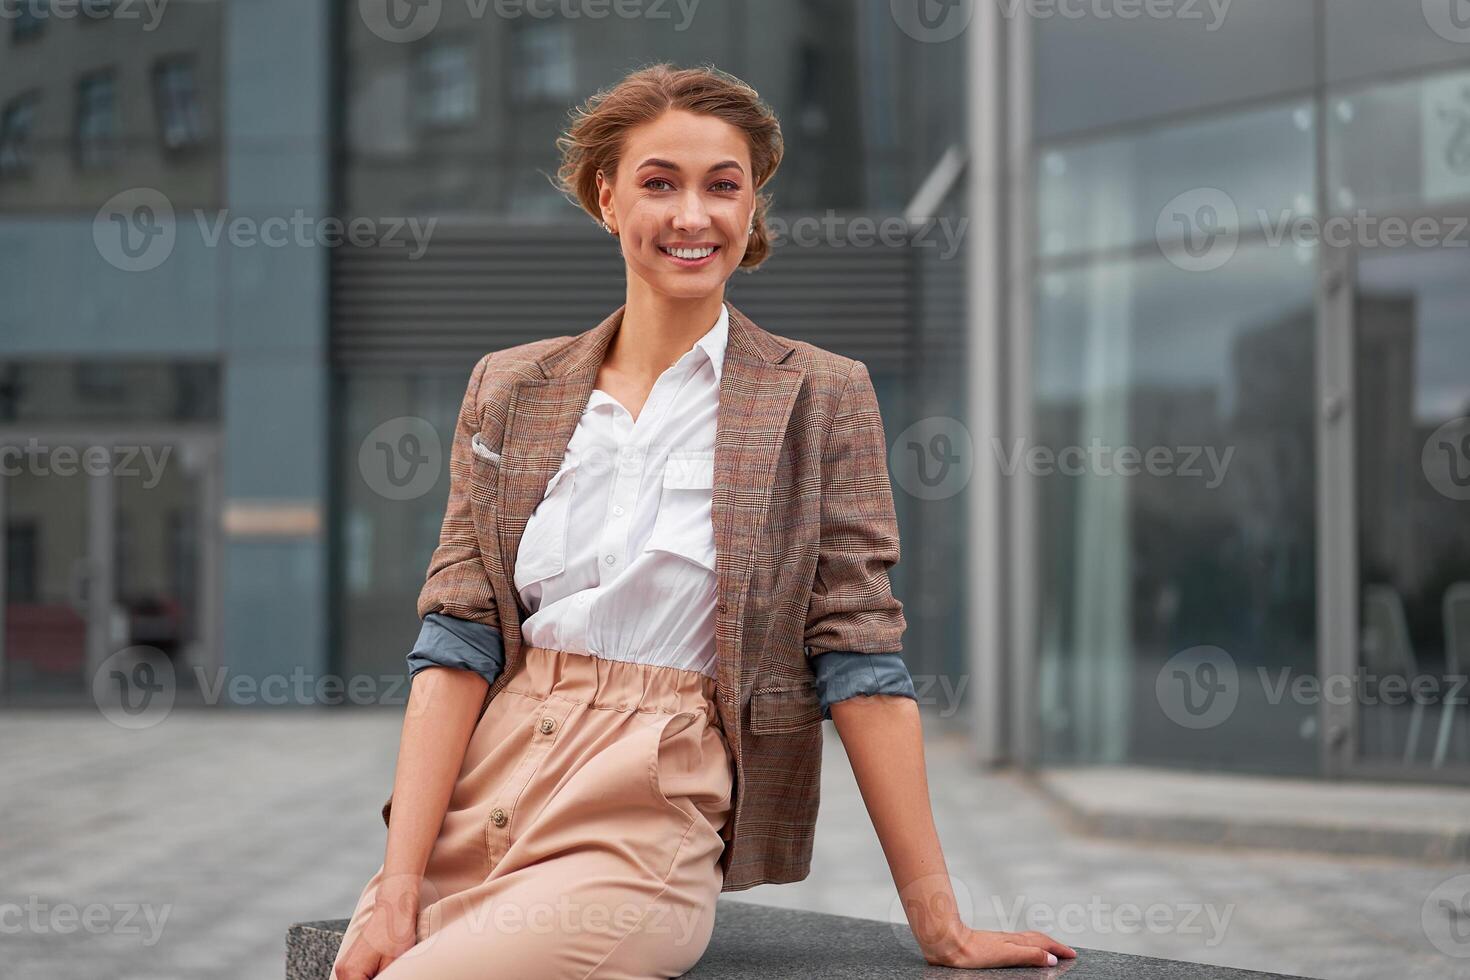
[289,898,1311,978]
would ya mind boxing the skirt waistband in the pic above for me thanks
[506,645,720,720]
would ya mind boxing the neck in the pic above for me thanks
[605,280,725,383]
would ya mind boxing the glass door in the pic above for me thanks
[1331,244,1470,780]
[0,431,218,702]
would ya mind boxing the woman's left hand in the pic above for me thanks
[918,923,1077,970]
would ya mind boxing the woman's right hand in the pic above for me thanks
[333,874,424,979]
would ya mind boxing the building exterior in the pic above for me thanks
[966,0,1470,784]
[4,0,1466,789]
[0,0,966,707]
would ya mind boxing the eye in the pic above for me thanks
[712,179,740,192]
[643,177,673,191]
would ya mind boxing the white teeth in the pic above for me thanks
[662,246,716,260]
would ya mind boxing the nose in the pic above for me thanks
[670,190,711,233]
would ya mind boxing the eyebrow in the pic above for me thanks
[635,158,745,176]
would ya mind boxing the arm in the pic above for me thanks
[383,666,488,882]
[810,361,1075,969]
[341,355,504,977]
[831,696,1075,969]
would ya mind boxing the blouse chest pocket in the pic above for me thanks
[513,457,577,592]
[645,449,717,573]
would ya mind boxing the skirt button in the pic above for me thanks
[490,807,508,827]
[539,716,556,734]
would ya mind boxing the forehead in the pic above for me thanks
[621,110,751,169]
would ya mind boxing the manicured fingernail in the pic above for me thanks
[1047,953,1058,966]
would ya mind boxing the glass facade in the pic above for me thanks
[332,0,969,684]
[1028,4,1470,778]
[340,0,955,217]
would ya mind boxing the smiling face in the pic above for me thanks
[595,109,756,301]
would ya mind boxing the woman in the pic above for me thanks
[332,63,1077,979]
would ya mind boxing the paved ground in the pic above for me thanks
[3,708,1467,980]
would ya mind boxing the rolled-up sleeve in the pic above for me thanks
[809,649,917,720]
[406,613,505,686]
[804,359,908,657]
[416,351,501,628]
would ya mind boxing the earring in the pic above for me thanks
[601,219,616,235]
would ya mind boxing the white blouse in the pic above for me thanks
[511,303,728,678]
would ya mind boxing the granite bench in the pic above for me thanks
[288,898,1310,978]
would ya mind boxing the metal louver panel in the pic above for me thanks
[331,221,917,374]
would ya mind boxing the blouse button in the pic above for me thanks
[604,554,615,565]
[539,717,556,734]
[613,505,624,516]
[490,807,508,827]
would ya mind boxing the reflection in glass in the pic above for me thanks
[1328,69,1470,215]
[1033,245,1318,774]
[1037,101,1316,259]
[1355,248,1470,770]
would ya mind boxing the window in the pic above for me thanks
[1034,0,1315,140]
[509,21,573,105]
[153,56,206,150]
[0,92,38,177]
[415,42,475,127]
[75,70,118,170]
[12,2,45,41]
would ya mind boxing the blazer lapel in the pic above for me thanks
[492,301,804,702]
[711,305,803,701]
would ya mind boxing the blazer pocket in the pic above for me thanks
[749,683,824,735]
[470,431,502,465]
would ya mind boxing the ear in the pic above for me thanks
[595,170,615,226]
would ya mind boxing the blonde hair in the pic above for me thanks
[555,62,784,270]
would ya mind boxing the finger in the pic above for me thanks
[1021,930,1078,957]
[1002,942,1058,968]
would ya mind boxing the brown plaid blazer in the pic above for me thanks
[382,302,908,891]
